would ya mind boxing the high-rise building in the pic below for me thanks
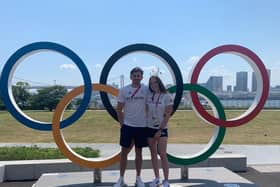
[206,76,223,92]
[120,75,124,88]
[111,82,119,89]
[252,72,256,92]
[227,85,232,92]
[235,71,248,92]
[252,69,271,92]
[267,69,271,88]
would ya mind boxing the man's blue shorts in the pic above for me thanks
[120,124,148,148]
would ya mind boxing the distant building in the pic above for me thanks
[227,85,232,92]
[235,71,248,92]
[252,69,271,92]
[111,82,119,89]
[251,72,256,92]
[205,76,223,92]
[120,75,124,88]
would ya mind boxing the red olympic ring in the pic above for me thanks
[190,45,269,127]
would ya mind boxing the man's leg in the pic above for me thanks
[114,146,131,187]
[134,127,146,187]
[114,125,133,187]
[120,145,133,176]
[135,147,143,176]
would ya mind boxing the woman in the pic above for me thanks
[146,76,173,187]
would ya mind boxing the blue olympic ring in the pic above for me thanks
[0,42,92,131]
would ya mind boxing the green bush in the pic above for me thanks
[0,146,99,160]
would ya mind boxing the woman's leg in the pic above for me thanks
[158,137,168,181]
[148,137,160,178]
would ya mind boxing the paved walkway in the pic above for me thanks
[1,143,280,187]
[1,143,280,165]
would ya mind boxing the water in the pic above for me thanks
[220,99,280,108]
[183,99,280,108]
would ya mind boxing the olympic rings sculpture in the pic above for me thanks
[0,41,269,168]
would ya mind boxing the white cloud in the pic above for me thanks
[186,56,200,65]
[142,65,156,71]
[185,56,200,72]
[183,56,201,82]
[95,64,103,68]
[180,69,189,82]
[207,65,228,76]
[142,65,166,76]
[60,64,76,70]
[132,58,137,62]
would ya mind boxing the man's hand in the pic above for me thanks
[116,102,125,127]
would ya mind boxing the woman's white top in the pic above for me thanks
[146,92,173,129]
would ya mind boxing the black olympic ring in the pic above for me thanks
[99,43,184,121]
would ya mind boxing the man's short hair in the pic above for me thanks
[130,67,144,75]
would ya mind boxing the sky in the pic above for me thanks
[1,0,280,90]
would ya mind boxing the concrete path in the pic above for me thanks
[0,143,280,165]
[1,143,280,186]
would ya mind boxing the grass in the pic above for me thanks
[0,146,99,160]
[0,110,279,144]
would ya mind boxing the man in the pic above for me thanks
[114,67,148,187]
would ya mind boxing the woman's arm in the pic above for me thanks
[159,104,173,130]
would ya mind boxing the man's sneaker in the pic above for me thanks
[162,180,170,187]
[149,178,160,187]
[135,176,145,187]
[113,178,126,187]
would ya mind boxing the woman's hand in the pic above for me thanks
[154,129,161,139]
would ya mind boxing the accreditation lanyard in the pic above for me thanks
[131,85,141,99]
[152,93,161,109]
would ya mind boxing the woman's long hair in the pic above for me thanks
[149,75,167,93]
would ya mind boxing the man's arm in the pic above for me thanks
[116,102,125,126]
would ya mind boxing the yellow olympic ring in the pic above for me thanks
[52,84,120,168]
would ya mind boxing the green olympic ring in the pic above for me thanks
[167,83,226,165]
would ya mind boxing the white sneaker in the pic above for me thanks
[113,178,126,187]
[162,180,170,187]
[149,178,160,187]
[135,176,145,187]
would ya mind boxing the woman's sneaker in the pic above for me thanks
[149,178,160,187]
[162,180,170,187]
[135,176,145,187]
[113,178,126,187]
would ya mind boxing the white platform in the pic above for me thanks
[0,154,246,181]
[0,164,4,182]
[33,167,257,187]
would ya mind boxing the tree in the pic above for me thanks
[74,98,82,109]
[0,91,5,110]
[30,85,69,111]
[12,81,31,109]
